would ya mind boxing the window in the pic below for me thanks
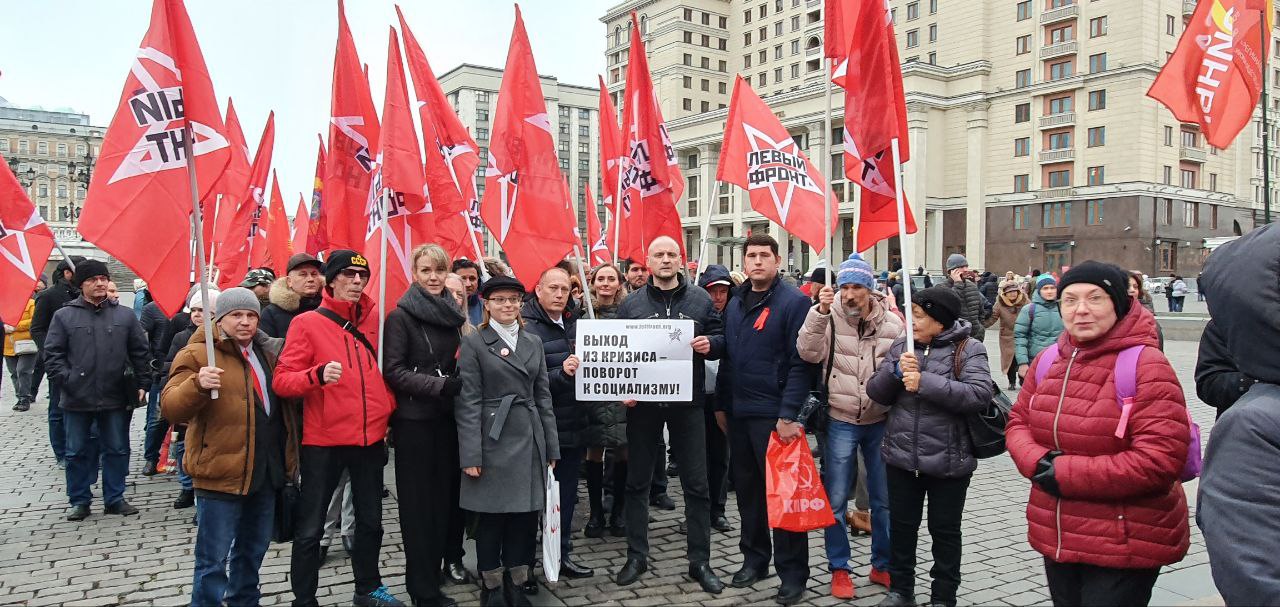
[1167,14,1176,35]
[1088,89,1107,110]
[1015,137,1031,157]
[776,0,783,11]
[1163,165,1173,184]
[1049,25,1073,44]
[775,21,783,36]
[1043,202,1071,227]
[1017,0,1032,20]
[476,127,489,140]
[701,56,710,69]
[1014,205,1029,229]
[929,23,937,42]
[1048,132,1072,149]
[1014,174,1030,192]
[37,184,48,198]
[759,49,767,63]
[759,25,767,41]
[684,31,693,43]
[759,4,767,18]
[1088,53,1107,73]
[683,9,692,21]
[1089,16,1107,37]
[1158,242,1176,272]
[1181,130,1199,148]
[1048,0,1072,7]
[36,141,48,155]
[683,53,693,66]
[1015,103,1031,123]
[17,140,27,153]
[56,184,67,199]
[744,54,752,68]
[703,34,711,47]
[930,0,937,14]
[791,15,800,31]
[720,16,728,28]
[744,9,752,23]
[1016,35,1031,55]
[1016,69,1032,88]
[1087,166,1105,185]
[683,76,692,88]
[744,32,752,45]
[688,154,700,170]
[0,139,7,152]
[1087,199,1104,225]
[906,30,919,47]
[759,71,767,85]
[683,98,692,111]
[719,81,728,94]
[702,100,710,112]
[1181,169,1198,189]
[719,60,728,72]
[774,45,783,60]
[907,1,919,20]
[701,78,710,91]
[1087,126,1106,147]
[1048,95,1073,114]
[1185,201,1200,226]
[1161,198,1174,225]
[1210,173,1218,192]
[791,63,800,78]
[56,143,67,157]
[1045,242,1071,271]
[791,39,800,55]
[1048,169,1072,187]
[1164,126,1174,146]
[775,67,783,82]
[1049,60,1074,80]
[928,51,936,64]
[1211,203,1219,228]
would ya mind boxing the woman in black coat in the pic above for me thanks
[582,263,629,538]
[382,244,468,607]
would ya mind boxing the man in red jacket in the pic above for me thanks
[1006,261,1190,607]
[273,250,402,607]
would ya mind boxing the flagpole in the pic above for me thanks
[573,244,596,320]
[823,57,834,288]
[51,241,77,271]
[183,124,219,400]
[891,137,914,354]
[1263,21,1272,224]
[377,190,390,370]
[612,157,624,265]
[439,151,490,280]
[693,180,715,284]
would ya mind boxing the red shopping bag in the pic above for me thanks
[765,432,835,532]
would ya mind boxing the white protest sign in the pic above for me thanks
[575,319,694,402]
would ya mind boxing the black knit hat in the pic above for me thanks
[480,275,526,298]
[323,249,370,285]
[72,259,110,287]
[1058,260,1131,319]
[912,286,962,329]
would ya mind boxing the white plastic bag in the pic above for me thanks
[542,465,561,583]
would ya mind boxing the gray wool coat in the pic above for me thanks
[456,325,560,513]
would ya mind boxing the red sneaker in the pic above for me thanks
[831,569,855,599]
[869,567,891,588]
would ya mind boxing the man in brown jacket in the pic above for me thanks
[161,287,300,607]
[796,254,903,599]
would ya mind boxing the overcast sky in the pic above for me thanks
[0,0,607,210]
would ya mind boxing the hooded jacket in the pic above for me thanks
[272,289,395,447]
[717,275,811,420]
[259,278,322,339]
[1194,319,1252,417]
[43,296,153,411]
[947,277,988,342]
[616,273,725,408]
[796,291,904,425]
[1013,289,1065,366]
[162,327,300,497]
[1006,304,1190,569]
[30,261,79,350]
[866,319,993,478]
[383,284,466,423]
[1196,222,1280,604]
[522,298,588,449]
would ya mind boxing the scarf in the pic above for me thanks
[405,284,467,328]
[494,319,520,352]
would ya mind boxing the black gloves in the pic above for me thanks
[1032,450,1063,498]
[441,376,463,397]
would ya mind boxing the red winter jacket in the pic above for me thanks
[273,290,395,447]
[1006,302,1190,569]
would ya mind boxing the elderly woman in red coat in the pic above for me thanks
[1006,261,1190,607]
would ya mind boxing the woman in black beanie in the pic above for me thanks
[867,286,996,607]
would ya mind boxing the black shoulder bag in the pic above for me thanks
[797,318,837,434]
[315,308,376,354]
[952,337,1012,459]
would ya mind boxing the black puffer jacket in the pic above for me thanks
[30,262,79,349]
[583,301,626,448]
[43,296,152,411]
[1194,319,1254,418]
[616,273,725,407]
[522,299,587,450]
[259,278,322,339]
[947,278,988,342]
[140,301,171,366]
[866,319,994,478]
[383,284,465,423]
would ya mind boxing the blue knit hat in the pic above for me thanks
[836,254,876,290]
[1036,274,1057,290]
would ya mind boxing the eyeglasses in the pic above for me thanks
[339,268,371,280]
[488,296,522,305]
[1060,294,1109,312]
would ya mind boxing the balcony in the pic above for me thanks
[1040,40,1078,60]
[806,45,822,57]
[1183,0,1197,16]
[1040,187,1075,199]
[807,0,820,6]
[1039,148,1076,163]
[1039,112,1077,130]
[1040,3,1079,25]
[1180,145,1208,163]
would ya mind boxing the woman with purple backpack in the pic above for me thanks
[1005,261,1197,607]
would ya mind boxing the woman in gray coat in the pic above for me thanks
[866,287,995,607]
[456,275,560,606]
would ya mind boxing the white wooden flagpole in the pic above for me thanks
[377,190,389,370]
[891,137,913,354]
[823,57,834,288]
[182,124,218,399]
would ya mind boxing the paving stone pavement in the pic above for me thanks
[0,333,1223,606]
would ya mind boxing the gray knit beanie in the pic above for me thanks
[213,287,261,322]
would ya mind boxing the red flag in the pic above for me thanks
[397,7,470,216]
[324,0,380,251]
[78,0,231,315]
[1148,0,1273,149]
[436,207,485,262]
[305,135,328,255]
[480,5,578,288]
[0,154,56,325]
[380,27,428,215]
[217,111,275,288]
[823,0,852,61]
[718,77,834,252]
[292,194,311,258]
[618,12,686,263]
[204,97,250,259]
[598,75,625,225]
[584,185,612,266]
[263,171,292,275]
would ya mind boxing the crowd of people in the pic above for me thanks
[7,228,1269,607]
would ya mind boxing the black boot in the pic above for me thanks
[584,460,605,538]
[478,569,504,607]
[505,566,533,607]
[610,461,628,537]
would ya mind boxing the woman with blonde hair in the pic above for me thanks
[582,263,630,538]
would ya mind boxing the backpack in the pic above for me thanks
[1034,343,1203,481]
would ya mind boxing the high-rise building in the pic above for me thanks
[437,64,601,258]
[603,0,1275,277]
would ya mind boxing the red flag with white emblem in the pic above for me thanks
[324,0,380,252]
[584,185,613,266]
[480,5,578,288]
[398,7,469,216]
[263,171,292,275]
[77,0,231,315]
[216,111,274,288]
[598,75,625,229]
[718,77,834,252]
[379,27,428,216]
[204,97,250,260]
[0,154,56,325]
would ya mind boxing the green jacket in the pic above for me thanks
[1013,292,1064,366]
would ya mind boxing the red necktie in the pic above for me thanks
[244,347,266,408]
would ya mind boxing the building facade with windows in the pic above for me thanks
[0,97,106,268]
[603,0,1274,277]
[436,64,601,257]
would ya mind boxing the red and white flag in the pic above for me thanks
[324,0,380,252]
[584,185,612,266]
[204,97,250,260]
[718,76,834,252]
[77,0,231,315]
[617,13,686,263]
[598,75,625,228]
[480,5,578,288]
[291,194,311,258]
[216,111,275,288]
[1148,0,1273,149]
[0,154,56,325]
[263,171,292,276]
[305,135,328,255]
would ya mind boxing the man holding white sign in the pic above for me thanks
[606,236,726,595]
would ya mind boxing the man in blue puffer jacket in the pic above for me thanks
[716,233,815,605]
